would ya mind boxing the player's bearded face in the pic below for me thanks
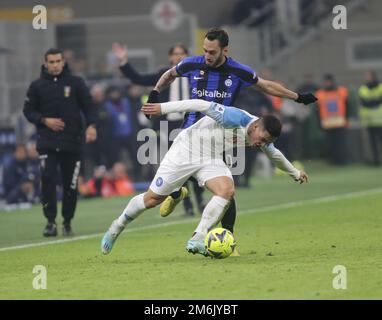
[203,39,227,68]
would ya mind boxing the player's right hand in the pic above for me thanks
[141,103,162,116]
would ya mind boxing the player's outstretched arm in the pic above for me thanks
[255,77,317,105]
[152,66,179,93]
[145,66,180,105]
[261,144,309,184]
[141,103,162,116]
[142,99,211,117]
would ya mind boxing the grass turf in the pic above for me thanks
[0,161,381,299]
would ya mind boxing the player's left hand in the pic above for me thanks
[297,171,309,184]
[141,103,162,116]
[295,93,317,105]
[85,125,97,143]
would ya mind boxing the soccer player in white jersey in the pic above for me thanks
[101,99,309,256]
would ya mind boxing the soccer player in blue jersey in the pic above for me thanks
[146,28,317,249]
[101,99,309,256]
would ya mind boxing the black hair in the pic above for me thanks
[44,48,63,61]
[205,28,229,48]
[168,43,188,55]
[261,115,282,138]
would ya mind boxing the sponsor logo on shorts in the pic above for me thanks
[156,177,163,187]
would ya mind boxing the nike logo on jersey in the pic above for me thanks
[193,76,204,80]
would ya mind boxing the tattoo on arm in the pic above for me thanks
[154,67,178,92]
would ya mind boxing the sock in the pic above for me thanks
[171,189,182,199]
[117,193,146,226]
[221,198,237,233]
[194,196,230,237]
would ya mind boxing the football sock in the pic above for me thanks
[194,196,230,236]
[170,189,182,199]
[221,197,237,233]
[117,193,146,226]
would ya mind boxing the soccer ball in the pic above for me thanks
[204,228,236,259]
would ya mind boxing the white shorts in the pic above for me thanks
[149,146,233,196]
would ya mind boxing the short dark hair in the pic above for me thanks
[260,114,282,138]
[168,43,188,56]
[44,48,63,61]
[205,28,229,48]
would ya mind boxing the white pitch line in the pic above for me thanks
[1,187,381,253]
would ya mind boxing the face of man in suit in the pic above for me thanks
[169,45,188,66]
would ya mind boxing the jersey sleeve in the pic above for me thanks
[239,66,258,88]
[261,143,300,180]
[205,102,255,129]
[175,56,202,77]
[230,61,258,88]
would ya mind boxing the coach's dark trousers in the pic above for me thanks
[39,150,81,224]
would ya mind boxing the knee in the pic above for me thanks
[217,186,235,201]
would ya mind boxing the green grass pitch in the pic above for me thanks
[0,161,381,299]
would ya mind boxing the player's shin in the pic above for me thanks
[221,198,236,233]
[192,196,230,240]
[117,193,147,227]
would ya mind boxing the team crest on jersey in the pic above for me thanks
[213,104,224,113]
[225,79,232,87]
[200,70,205,76]
[64,86,71,98]
[156,177,163,187]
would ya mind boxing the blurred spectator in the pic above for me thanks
[126,84,146,131]
[126,84,155,181]
[106,47,121,78]
[78,165,115,198]
[358,71,382,166]
[315,74,349,165]
[296,74,323,159]
[296,73,320,93]
[2,145,38,205]
[105,86,142,181]
[62,49,88,77]
[82,83,114,179]
[25,140,41,199]
[112,162,134,196]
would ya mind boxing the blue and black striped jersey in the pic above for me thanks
[176,55,258,128]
